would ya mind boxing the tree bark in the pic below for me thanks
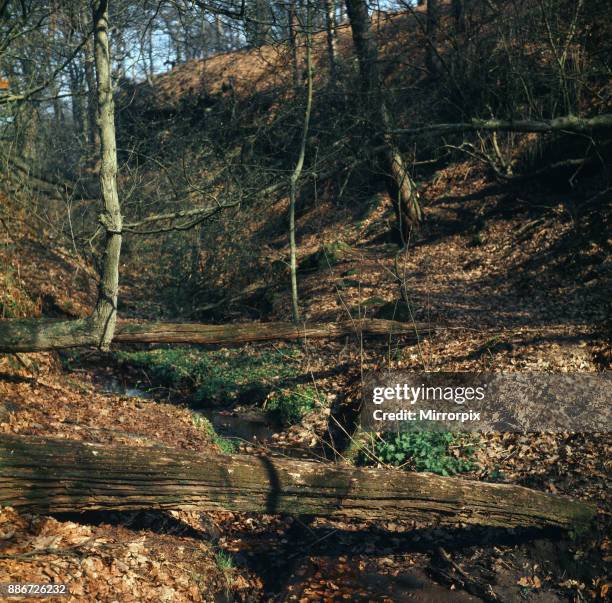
[289,0,314,323]
[344,0,421,244]
[0,318,429,352]
[287,0,299,89]
[90,0,122,350]
[324,0,338,84]
[452,0,465,32]
[0,434,594,530]
[67,60,85,140]
[84,36,100,153]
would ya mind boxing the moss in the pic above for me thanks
[319,241,353,266]
[342,427,371,464]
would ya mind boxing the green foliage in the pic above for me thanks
[115,346,301,404]
[487,467,508,482]
[115,346,325,425]
[265,385,324,426]
[361,431,474,476]
[192,414,237,454]
[470,232,485,247]
[213,549,236,590]
[214,550,235,571]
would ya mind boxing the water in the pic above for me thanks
[97,375,282,443]
[98,375,152,398]
[198,408,281,443]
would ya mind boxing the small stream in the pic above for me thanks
[97,375,283,444]
[99,375,152,399]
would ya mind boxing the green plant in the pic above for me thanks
[489,467,506,482]
[359,296,387,308]
[192,414,237,454]
[213,549,236,591]
[115,347,326,426]
[360,431,474,476]
[214,550,235,572]
[470,232,485,247]
[265,384,324,426]
[114,346,301,404]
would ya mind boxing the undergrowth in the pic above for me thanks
[114,346,301,404]
[358,431,475,476]
[265,385,325,426]
[114,346,322,425]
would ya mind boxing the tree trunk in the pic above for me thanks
[84,36,99,154]
[452,0,465,32]
[90,0,122,350]
[68,60,85,140]
[324,0,338,84]
[214,14,224,53]
[394,114,612,136]
[426,0,440,76]
[0,318,430,352]
[287,0,299,88]
[344,0,421,243]
[0,434,594,530]
[0,1,123,354]
[289,0,314,323]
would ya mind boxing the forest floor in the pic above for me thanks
[0,161,610,602]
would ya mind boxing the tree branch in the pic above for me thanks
[394,114,612,137]
[123,200,240,234]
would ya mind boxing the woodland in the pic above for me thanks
[0,0,610,600]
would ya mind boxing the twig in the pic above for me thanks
[0,538,101,560]
[433,546,504,603]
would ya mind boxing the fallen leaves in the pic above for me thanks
[517,574,542,589]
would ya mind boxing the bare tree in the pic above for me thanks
[0,0,122,351]
[288,0,314,322]
[344,0,421,243]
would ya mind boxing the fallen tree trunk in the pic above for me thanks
[394,114,612,137]
[0,317,101,353]
[113,318,428,346]
[0,318,428,352]
[0,434,594,530]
